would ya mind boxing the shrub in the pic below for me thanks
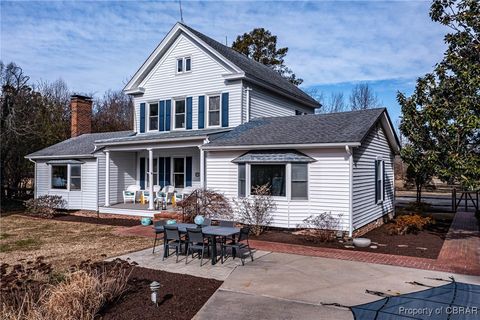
[234,184,276,236]
[177,188,233,222]
[297,212,343,242]
[0,258,134,320]
[25,195,66,218]
[386,214,434,235]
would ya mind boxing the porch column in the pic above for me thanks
[199,143,206,188]
[105,150,110,207]
[148,148,154,210]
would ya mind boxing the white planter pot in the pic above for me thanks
[353,238,371,248]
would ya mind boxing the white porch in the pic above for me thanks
[98,143,205,215]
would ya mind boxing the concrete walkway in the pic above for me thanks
[194,253,480,320]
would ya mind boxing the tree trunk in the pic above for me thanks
[416,183,422,204]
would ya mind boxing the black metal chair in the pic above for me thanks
[185,227,210,266]
[202,217,212,226]
[152,220,166,254]
[163,225,185,263]
[221,226,254,265]
[219,220,235,228]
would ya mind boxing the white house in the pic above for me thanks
[26,22,400,236]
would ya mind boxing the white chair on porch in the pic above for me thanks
[123,185,141,204]
[143,185,161,204]
[175,186,194,201]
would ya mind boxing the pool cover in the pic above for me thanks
[351,281,480,320]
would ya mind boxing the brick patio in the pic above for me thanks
[113,210,480,276]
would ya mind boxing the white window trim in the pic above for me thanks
[175,56,192,74]
[50,164,81,192]
[147,102,159,132]
[206,94,222,128]
[173,98,187,130]
[241,162,309,201]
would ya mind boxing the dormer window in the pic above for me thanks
[176,57,191,73]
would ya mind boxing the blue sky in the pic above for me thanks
[1,1,448,123]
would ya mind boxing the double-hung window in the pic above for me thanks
[291,164,308,200]
[51,164,81,191]
[176,57,191,73]
[173,158,185,188]
[149,103,159,131]
[375,159,384,204]
[174,99,186,129]
[208,95,220,127]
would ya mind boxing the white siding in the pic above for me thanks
[205,148,351,230]
[108,152,136,205]
[352,124,395,229]
[134,33,243,131]
[247,83,314,120]
[35,159,98,211]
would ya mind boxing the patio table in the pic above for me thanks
[154,224,240,265]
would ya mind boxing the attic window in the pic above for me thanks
[176,57,191,73]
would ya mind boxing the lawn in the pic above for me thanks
[0,213,153,270]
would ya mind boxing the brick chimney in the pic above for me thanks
[70,95,92,137]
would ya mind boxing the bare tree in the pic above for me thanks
[92,89,133,132]
[349,83,379,110]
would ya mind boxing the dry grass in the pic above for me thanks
[0,214,152,270]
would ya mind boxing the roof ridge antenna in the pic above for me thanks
[179,0,184,23]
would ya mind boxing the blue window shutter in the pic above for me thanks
[139,103,146,133]
[186,97,193,129]
[140,157,146,189]
[158,157,165,187]
[165,157,171,185]
[221,92,229,127]
[159,100,165,132]
[165,100,171,131]
[198,96,205,129]
[186,156,192,187]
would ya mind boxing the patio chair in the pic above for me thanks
[162,185,175,204]
[175,186,194,201]
[152,220,166,254]
[123,185,140,204]
[185,227,210,266]
[202,217,212,226]
[219,220,235,228]
[143,185,161,204]
[163,225,186,263]
[221,226,254,266]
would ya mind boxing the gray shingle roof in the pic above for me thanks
[95,128,231,145]
[232,150,316,163]
[205,108,387,147]
[181,23,319,108]
[26,131,133,158]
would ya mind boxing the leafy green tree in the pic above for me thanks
[232,28,303,85]
[398,0,480,191]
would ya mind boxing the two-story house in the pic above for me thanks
[26,22,400,236]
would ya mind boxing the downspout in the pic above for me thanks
[345,145,353,237]
[28,159,36,199]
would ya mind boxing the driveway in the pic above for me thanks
[194,252,480,320]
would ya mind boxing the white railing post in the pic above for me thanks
[148,148,154,210]
[105,150,110,207]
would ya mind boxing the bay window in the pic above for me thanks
[291,163,308,199]
[51,164,81,191]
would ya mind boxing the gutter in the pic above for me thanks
[201,142,361,151]
[25,154,94,160]
[95,132,231,147]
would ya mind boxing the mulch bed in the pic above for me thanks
[99,267,222,320]
[53,213,140,227]
[252,218,452,259]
